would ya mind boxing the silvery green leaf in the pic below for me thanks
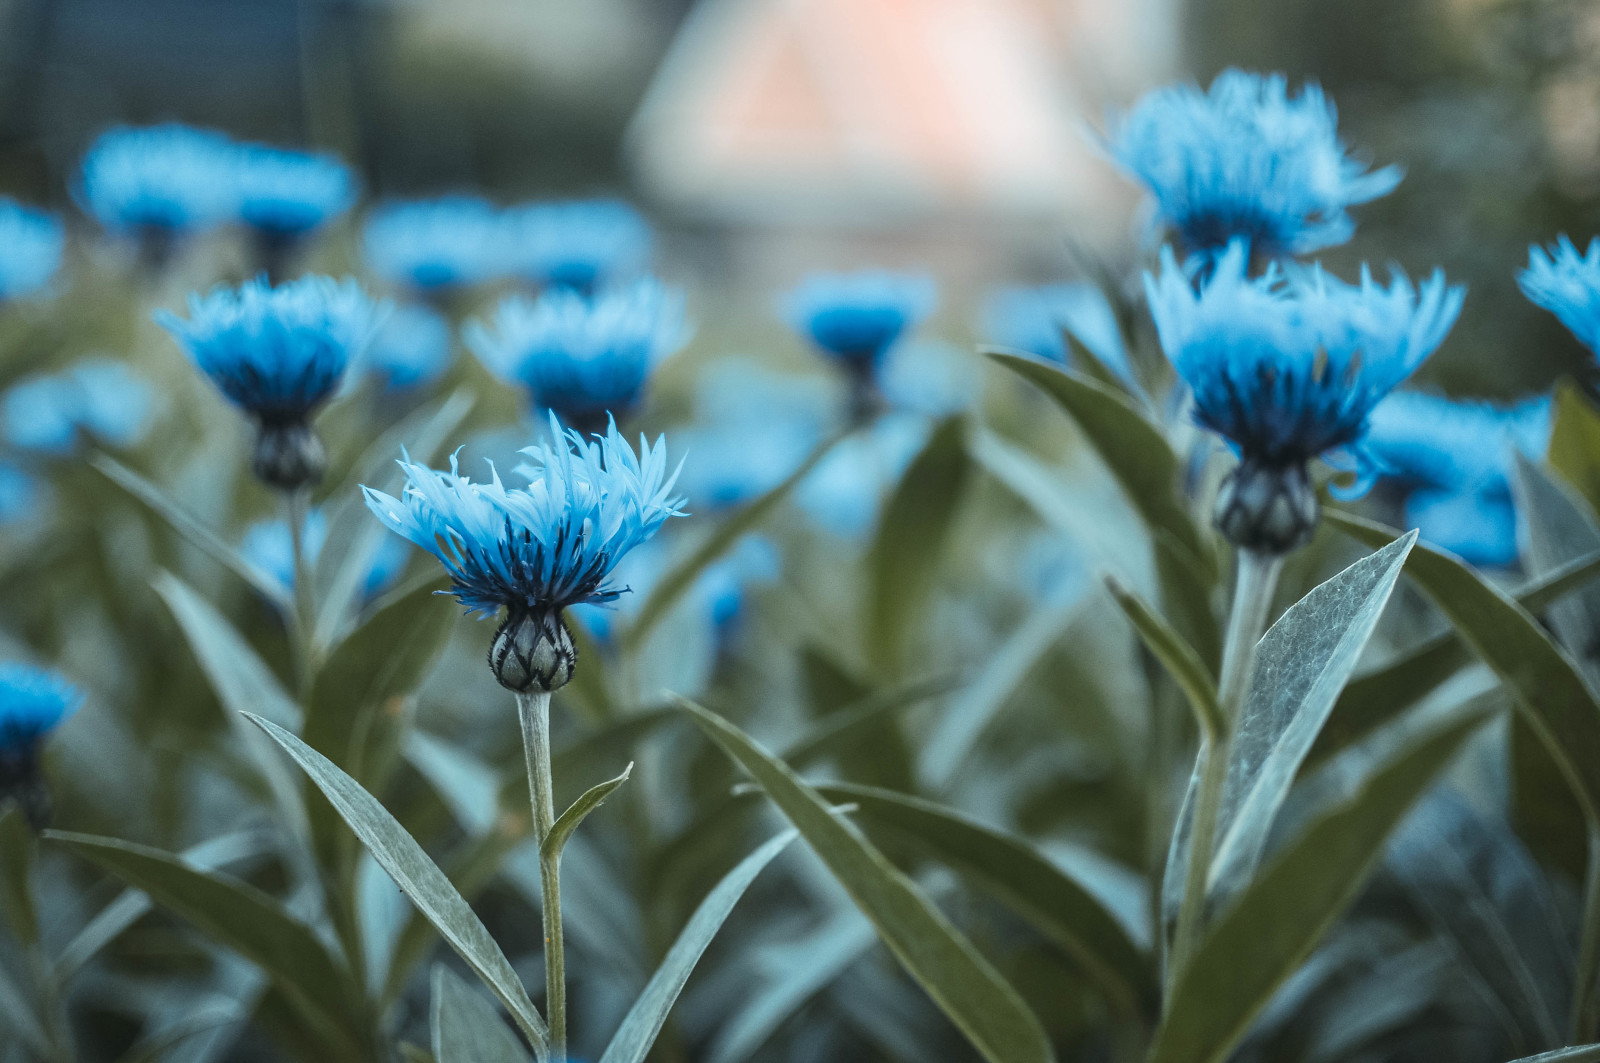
[1502,1046,1600,1062]
[543,763,631,860]
[1515,454,1600,687]
[431,964,529,1063]
[598,829,797,1063]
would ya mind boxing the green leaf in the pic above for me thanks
[814,782,1152,1018]
[94,453,290,610]
[1516,454,1600,682]
[1502,1047,1600,1063]
[1328,511,1600,826]
[431,965,530,1063]
[542,763,632,860]
[865,416,972,674]
[110,1004,245,1063]
[624,430,840,652]
[1148,704,1491,1063]
[989,352,1212,574]
[785,673,956,771]
[0,802,37,946]
[1550,382,1600,517]
[1104,575,1222,739]
[681,697,1056,1063]
[46,830,363,1055]
[0,962,48,1054]
[597,829,798,1063]
[1207,531,1418,900]
[244,713,550,1059]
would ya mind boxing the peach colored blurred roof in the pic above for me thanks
[627,0,1175,226]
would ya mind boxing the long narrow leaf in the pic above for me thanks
[1105,576,1221,738]
[431,965,529,1063]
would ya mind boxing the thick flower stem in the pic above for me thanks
[1168,549,1282,986]
[518,691,566,1062]
[1573,823,1600,1041]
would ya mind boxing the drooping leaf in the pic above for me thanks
[865,415,972,675]
[47,830,364,1055]
[681,697,1056,1063]
[1148,705,1491,1063]
[1104,576,1222,739]
[815,782,1153,1018]
[243,713,549,1058]
[597,829,797,1063]
[542,763,632,860]
[431,965,530,1063]
[1328,511,1600,826]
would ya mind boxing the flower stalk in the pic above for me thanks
[285,487,316,692]
[518,690,567,1061]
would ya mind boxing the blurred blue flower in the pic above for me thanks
[700,535,780,629]
[363,197,507,291]
[1107,69,1401,261]
[467,279,686,426]
[798,412,929,537]
[157,275,383,422]
[1519,236,1600,355]
[241,509,408,601]
[232,143,356,238]
[0,199,64,301]
[1364,391,1550,566]
[358,303,454,392]
[0,463,39,525]
[3,358,156,455]
[363,415,685,616]
[1145,242,1463,474]
[878,340,979,416]
[506,198,652,293]
[983,283,1131,379]
[782,271,936,368]
[673,361,831,509]
[77,124,239,234]
[0,663,82,755]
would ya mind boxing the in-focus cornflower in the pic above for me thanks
[363,197,507,293]
[1519,236,1600,357]
[505,198,653,295]
[231,143,356,274]
[782,271,936,417]
[2,358,156,455]
[0,199,64,302]
[241,509,408,602]
[0,662,82,828]
[983,283,1132,380]
[1107,69,1401,264]
[156,275,384,490]
[77,124,239,264]
[358,303,454,393]
[1146,241,1463,553]
[1364,391,1550,567]
[363,415,685,692]
[467,279,686,436]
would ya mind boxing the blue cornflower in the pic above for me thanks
[505,198,652,293]
[364,417,685,691]
[983,283,1132,379]
[157,275,382,423]
[0,463,39,526]
[363,197,507,291]
[358,303,453,393]
[0,199,63,301]
[1519,236,1600,355]
[1107,69,1401,262]
[467,279,686,429]
[700,535,780,629]
[782,271,937,369]
[232,143,356,238]
[241,509,408,602]
[77,124,239,234]
[0,663,81,757]
[1147,241,1463,551]
[1363,391,1549,566]
[2,358,156,455]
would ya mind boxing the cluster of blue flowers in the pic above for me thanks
[2,358,155,456]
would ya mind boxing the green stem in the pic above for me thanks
[30,943,72,1063]
[1573,823,1600,1041]
[286,488,317,696]
[1168,549,1282,985]
[519,691,566,1062]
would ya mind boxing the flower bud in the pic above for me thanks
[253,420,326,491]
[489,606,577,693]
[1215,458,1319,555]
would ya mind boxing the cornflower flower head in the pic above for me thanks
[231,143,357,238]
[505,198,653,294]
[1363,391,1550,567]
[362,415,686,691]
[1107,69,1401,263]
[358,302,454,393]
[983,283,1132,380]
[467,278,686,434]
[363,196,508,291]
[2,358,156,455]
[241,508,408,602]
[1146,241,1463,552]
[1519,236,1600,356]
[156,275,385,489]
[0,199,64,301]
[783,270,937,421]
[0,662,83,828]
[77,124,239,237]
